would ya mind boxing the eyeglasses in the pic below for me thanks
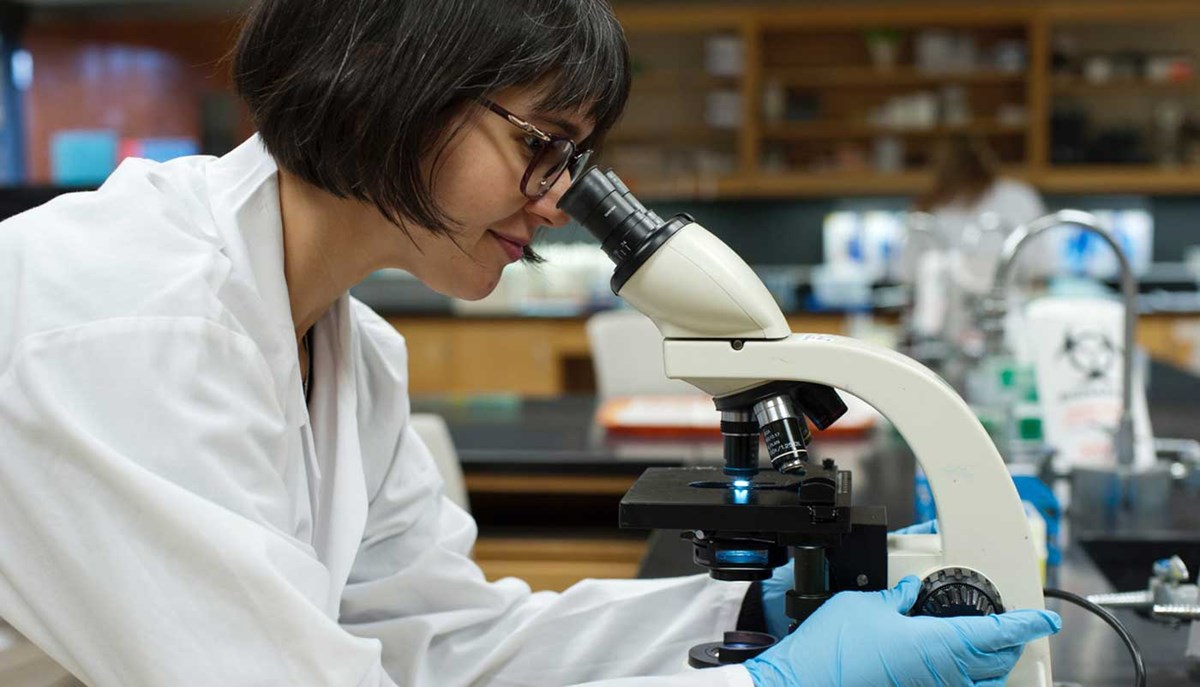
[480,98,592,200]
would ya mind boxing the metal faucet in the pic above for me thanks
[982,209,1138,467]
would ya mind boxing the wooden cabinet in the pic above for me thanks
[1046,4,1200,175]
[387,317,590,396]
[1139,313,1200,370]
[472,537,646,592]
[609,1,1200,199]
[389,314,849,395]
[389,313,1200,395]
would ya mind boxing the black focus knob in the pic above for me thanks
[909,568,1005,617]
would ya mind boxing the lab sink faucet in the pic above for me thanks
[982,209,1138,467]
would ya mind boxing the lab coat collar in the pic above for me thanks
[205,136,307,427]
[306,294,367,602]
[206,137,367,596]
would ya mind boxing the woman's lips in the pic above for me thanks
[492,231,526,263]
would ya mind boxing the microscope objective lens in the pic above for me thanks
[750,395,812,475]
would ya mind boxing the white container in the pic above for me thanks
[704,35,743,77]
[810,263,873,310]
[872,135,905,173]
[762,78,785,123]
[910,250,951,338]
[1021,296,1155,472]
[704,90,742,129]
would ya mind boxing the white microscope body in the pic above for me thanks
[561,170,1052,685]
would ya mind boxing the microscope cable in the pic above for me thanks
[1043,587,1147,687]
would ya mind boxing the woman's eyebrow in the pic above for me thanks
[529,112,582,140]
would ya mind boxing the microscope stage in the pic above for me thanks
[619,466,884,534]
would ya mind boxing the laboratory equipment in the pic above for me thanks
[560,168,1054,684]
[1090,555,1200,620]
[1089,555,1200,679]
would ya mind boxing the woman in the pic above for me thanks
[0,1,1057,685]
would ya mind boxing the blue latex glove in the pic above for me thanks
[745,576,1061,687]
[893,519,938,535]
[761,560,794,639]
[762,520,938,637]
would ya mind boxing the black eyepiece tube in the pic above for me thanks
[602,169,642,209]
[604,169,664,225]
[559,166,659,258]
[557,166,622,240]
[558,166,692,291]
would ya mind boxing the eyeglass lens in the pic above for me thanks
[523,139,573,197]
[569,150,593,178]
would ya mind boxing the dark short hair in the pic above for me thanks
[915,134,999,212]
[233,0,630,236]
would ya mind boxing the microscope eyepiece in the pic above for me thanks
[558,167,691,292]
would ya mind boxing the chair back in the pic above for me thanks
[409,413,470,512]
[586,309,701,399]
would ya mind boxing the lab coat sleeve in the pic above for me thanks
[0,318,400,686]
[339,421,752,687]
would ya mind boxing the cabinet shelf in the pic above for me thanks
[631,69,740,90]
[768,66,1028,89]
[762,120,1026,141]
[1052,78,1200,95]
[607,126,738,145]
[625,166,1200,200]
[609,2,1200,199]
[627,171,935,200]
[1038,166,1200,194]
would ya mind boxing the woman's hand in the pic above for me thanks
[745,576,1060,687]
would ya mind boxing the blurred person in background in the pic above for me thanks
[0,1,1057,685]
[911,133,1053,292]
[898,135,1055,354]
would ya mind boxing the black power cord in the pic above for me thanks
[1043,587,1147,687]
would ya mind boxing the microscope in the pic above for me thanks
[560,168,1054,685]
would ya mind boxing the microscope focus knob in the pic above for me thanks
[909,568,1005,618]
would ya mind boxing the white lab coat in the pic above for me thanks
[928,178,1052,292]
[0,136,753,687]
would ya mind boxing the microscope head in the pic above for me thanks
[560,167,847,478]
[559,167,790,341]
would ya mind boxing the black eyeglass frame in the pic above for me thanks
[480,98,592,200]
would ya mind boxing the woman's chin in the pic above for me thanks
[451,274,502,301]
